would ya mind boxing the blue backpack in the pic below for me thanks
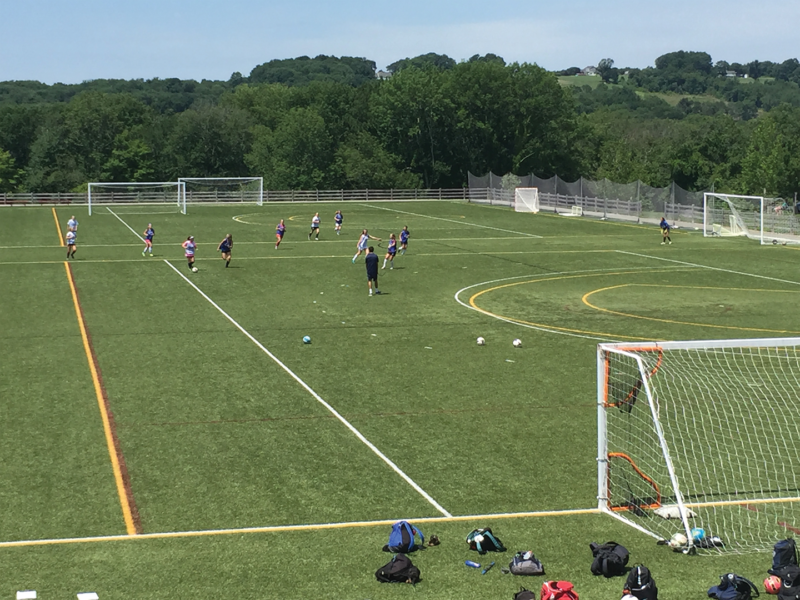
[384,521,424,553]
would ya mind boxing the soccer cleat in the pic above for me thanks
[375,290,381,295]
[661,242,665,245]
[142,251,146,256]
[352,258,356,263]
[669,241,672,245]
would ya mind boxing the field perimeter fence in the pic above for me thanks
[468,172,709,227]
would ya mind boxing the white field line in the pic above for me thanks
[0,507,599,548]
[108,207,451,517]
[363,203,544,238]
[454,267,697,341]
[616,251,800,287]
[107,207,146,241]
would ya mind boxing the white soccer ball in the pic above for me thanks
[302,336,311,344]
[476,337,485,346]
[192,267,198,272]
[512,339,522,348]
[668,532,688,548]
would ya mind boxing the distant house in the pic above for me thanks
[580,66,597,76]
[725,70,737,77]
[375,70,392,80]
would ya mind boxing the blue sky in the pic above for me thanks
[2,0,799,84]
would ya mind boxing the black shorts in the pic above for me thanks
[367,272,378,281]
[220,247,231,254]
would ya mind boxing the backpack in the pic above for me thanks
[624,565,658,600]
[513,589,536,600]
[777,565,800,600]
[771,539,799,575]
[590,542,630,577]
[375,553,421,584]
[541,580,579,600]
[467,528,506,554]
[707,573,759,600]
[383,520,424,553]
[510,551,545,576]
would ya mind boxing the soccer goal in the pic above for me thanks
[178,177,263,206]
[598,337,800,553]
[87,182,185,216]
[514,187,539,213]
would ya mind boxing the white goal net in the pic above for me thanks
[178,177,263,206]
[703,193,800,245]
[514,187,539,213]
[598,338,800,553]
[87,182,185,215]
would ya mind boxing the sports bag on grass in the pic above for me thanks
[590,541,629,577]
[541,580,579,600]
[707,573,759,600]
[383,520,424,553]
[777,564,800,600]
[467,528,506,554]
[510,551,545,576]
[375,553,420,584]
[624,564,658,600]
[513,588,536,600]
[771,539,799,575]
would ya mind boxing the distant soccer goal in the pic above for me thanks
[514,187,539,213]
[178,177,263,206]
[87,182,185,216]
[598,337,800,553]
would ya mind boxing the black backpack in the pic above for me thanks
[707,573,759,600]
[513,588,536,600]
[624,564,658,600]
[777,565,800,600]
[771,539,799,575]
[510,551,545,576]
[589,541,629,577]
[467,528,507,554]
[375,554,420,584]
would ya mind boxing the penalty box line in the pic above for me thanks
[106,207,452,518]
[0,508,599,549]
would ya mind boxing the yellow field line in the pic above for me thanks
[64,262,137,535]
[52,207,64,246]
[0,508,599,549]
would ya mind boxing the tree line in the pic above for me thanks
[0,52,799,198]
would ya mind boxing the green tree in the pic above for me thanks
[740,106,800,196]
[333,131,421,188]
[0,147,21,192]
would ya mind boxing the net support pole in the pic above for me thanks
[88,185,93,216]
[597,346,609,511]
[761,196,765,245]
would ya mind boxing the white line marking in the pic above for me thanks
[616,251,800,287]
[107,206,450,516]
[107,207,145,241]
[363,203,543,238]
[162,260,451,517]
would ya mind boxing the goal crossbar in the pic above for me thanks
[87,181,185,215]
[178,177,264,206]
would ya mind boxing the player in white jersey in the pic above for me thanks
[182,235,196,271]
[308,213,321,240]
[67,216,78,231]
[352,229,381,263]
[65,230,77,259]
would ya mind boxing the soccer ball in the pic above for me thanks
[512,339,522,348]
[773,239,779,245]
[668,532,688,548]
[302,336,311,344]
[765,575,782,594]
[690,527,705,541]
[192,267,198,272]
[476,337,485,346]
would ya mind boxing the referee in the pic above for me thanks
[366,246,381,296]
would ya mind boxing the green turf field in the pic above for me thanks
[1,201,798,598]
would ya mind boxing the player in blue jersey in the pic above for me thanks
[400,226,410,254]
[218,234,233,267]
[182,235,196,271]
[660,217,672,245]
[334,210,343,235]
[65,230,77,259]
[142,223,154,256]
[353,229,381,263]
[382,233,397,269]
[308,213,321,240]
[275,219,286,249]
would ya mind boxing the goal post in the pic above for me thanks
[87,182,185,215]
[514,187,539,213]
[598,337,800,553]
[178,177,264,206]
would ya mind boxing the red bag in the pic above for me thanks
[541,580,579,600]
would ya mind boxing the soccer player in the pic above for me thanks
[67,215,78,232]
[660,217,672,245]
[353,229,381,263]
[334,210,343,235]
[275,219,286,249]
[400,226,410,254]
[218,234,233,267]
[182,235,196,271]
[142,223,154,256]
[365,246,380,296]
[65,229,77,259]
[308,213,321,240]
[382,233,397,269]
